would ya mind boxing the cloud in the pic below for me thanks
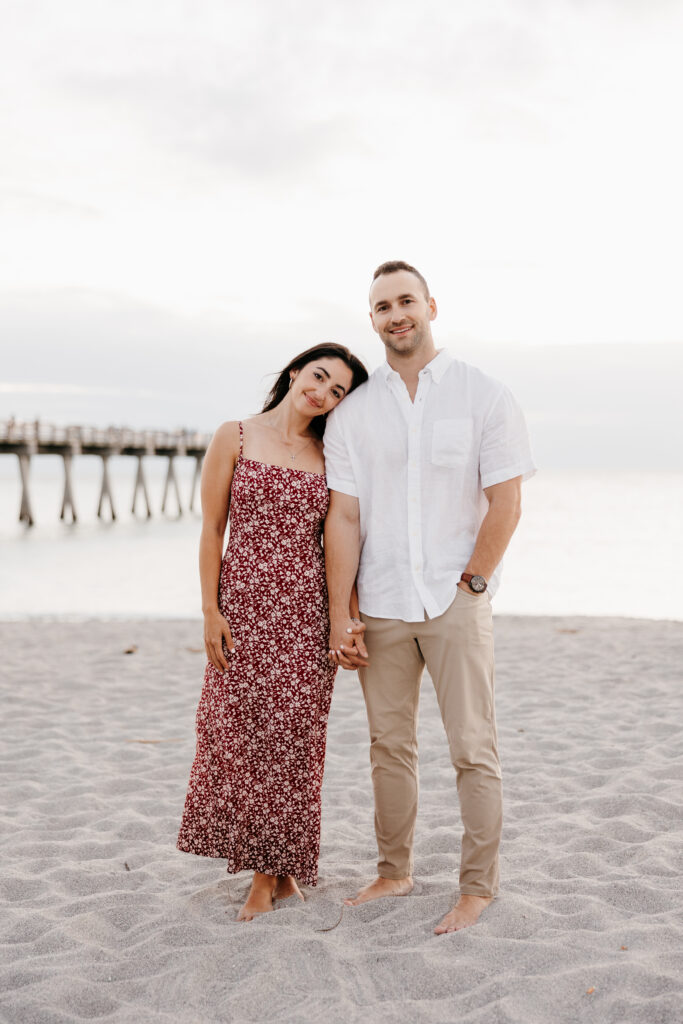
[2,0,682,366]
[60,70,359,180]
[0,188,100,219]
[28,0,563,187]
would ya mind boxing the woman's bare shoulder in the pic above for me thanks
[210,420,241,456]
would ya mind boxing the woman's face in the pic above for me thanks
[290,357,354,417]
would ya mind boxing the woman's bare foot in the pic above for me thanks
[344,876,413,906]
[434,894,493,934]
[273,875,304,902]
[237,872,277,922]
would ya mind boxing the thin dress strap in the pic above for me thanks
[238,421,244,456]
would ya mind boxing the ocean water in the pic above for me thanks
[0,456,680,621]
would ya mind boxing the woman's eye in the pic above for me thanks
[332,390,341,399]
[313,372,322,380]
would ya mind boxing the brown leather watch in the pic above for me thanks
[460,572,488,593]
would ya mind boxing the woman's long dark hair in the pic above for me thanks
[261,343,368,439]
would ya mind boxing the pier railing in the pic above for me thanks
[0,419,212,526]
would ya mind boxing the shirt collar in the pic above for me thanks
[422,349,452,383]
[379,348,452,384]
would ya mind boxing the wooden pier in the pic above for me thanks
[0,420,212,527]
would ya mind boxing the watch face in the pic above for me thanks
[470,575,487,593]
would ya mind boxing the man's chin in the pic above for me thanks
[383,334,422,355]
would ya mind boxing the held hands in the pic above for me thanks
[204,608,235,672]
[328,617,369,670]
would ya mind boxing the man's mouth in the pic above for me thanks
[390,325,413,336]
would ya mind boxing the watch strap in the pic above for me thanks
[460,572,488,592]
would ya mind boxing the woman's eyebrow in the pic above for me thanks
[315,366,346,394]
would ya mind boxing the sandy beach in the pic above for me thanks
[1,615,682,1023]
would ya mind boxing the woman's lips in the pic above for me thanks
[305,393,322,408]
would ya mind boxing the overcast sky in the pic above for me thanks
[1,0,682,468]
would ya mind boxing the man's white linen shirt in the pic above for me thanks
[324,349,536,623]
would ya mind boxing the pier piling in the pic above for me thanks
[131,456,152,519]
[60,453,78,523]
[18,453,35,526]
[189,455,203,513]
[161,456,183,517]
[97,455,116,521]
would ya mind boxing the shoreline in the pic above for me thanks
[1,611,683,624]
[1,617,682,1023]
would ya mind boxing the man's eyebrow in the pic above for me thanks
[372,292,416,310]
[316,365,347,393]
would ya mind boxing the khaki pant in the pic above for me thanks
[358,587,502,897]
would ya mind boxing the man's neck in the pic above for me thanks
[386,343,439,398]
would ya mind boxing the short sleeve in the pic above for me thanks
[323,408,359,497]
[479,386,536,489]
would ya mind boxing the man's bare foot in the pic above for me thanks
[273,875,304,902]
[344,876,413,906]
[237,872,277,921]
[434,894,493,934]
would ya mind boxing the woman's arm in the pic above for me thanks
[199,421,240,671]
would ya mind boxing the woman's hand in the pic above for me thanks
[328,616,369,669]
[204,608,235,672]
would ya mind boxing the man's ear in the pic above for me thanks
[429,297,438,321]
[369,311,379,334]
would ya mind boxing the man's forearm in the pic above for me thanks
[464,486,522,581]
[324,511,361,618]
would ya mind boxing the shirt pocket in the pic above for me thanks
[431,418,473,467]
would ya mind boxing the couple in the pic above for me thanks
[177,260,536,933]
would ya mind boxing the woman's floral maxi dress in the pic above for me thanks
[177,424,336,886]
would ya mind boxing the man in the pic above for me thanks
[323,261,535,934]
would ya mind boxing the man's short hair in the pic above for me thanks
[371,260,430,300]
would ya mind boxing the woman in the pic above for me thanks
[177,343,368,921]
